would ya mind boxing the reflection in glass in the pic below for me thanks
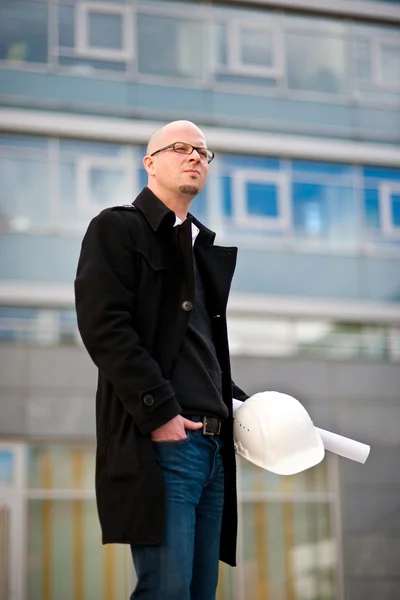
[27,499,130,600]
[138,14,202,78]
[27,446,95,490]
[0,1,48,63]
[0,156,49,230]
[241,500,337,600]
[89,168,127,205]
[286,32,347,94]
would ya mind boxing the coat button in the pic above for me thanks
[143,394,154,407]
[181,301,193,312]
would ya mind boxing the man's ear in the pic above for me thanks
[143,154,155,175]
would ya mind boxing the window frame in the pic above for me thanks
[75,2,134,61]
[232,169,291,230]
[76,154,135,216]
[373,37,400,91]
[218,19,284,79]
[380,182,400,238]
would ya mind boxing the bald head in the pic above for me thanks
[146,120,206,155]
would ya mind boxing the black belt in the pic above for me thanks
[187,416,221,436]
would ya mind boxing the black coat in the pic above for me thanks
[75,187,247,566]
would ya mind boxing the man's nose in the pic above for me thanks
[188,151,201,162]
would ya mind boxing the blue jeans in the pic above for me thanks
[130,427,224,600]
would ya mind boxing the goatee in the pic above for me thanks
[179,184,199,196]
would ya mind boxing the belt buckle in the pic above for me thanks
[202,417,221,436]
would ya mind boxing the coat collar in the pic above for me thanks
[133,187,216,245]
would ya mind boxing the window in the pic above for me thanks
[376,39,400,88]
[232,170,290,231]
[57,2,133,72]
[291,161,357,243]
[0,0,48,64]
[285,19,348,94]
[0,135,137,234]
[138,13,203,79]
[0,451,13,485]
[0,135,50,232]
[27,445,132,600]
[363,166,400,243]
[354,24,400,102]
[76,3,133,60]
[217,456,341,600]
[380,183,400,237]
[213,18,283,86]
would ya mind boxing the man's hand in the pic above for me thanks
[151,415,202,442]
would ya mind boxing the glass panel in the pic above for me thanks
[292,183,356,241]
[241,500,337,600]
[59,139,126,158]
[88,167,128,205]
[380,43,400,85]
[27,499,130,600]
[286,32,347,94]
[88,11,123,51]
[0,451,13,485]
[240,28,275,68]
[246,182,278,217]
[58,4,75,48]
[0,0,48,63]
[0,505,9,600]
[138,14,203,78]
[0,134,48,149]
[391,193,400,227]
[355,40,372,82]
[27,446,96,490]
[0,156,49,231]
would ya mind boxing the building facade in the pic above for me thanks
[0,1,400,599]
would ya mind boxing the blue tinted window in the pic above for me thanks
[219,154,280,170]
[0,1,48,63]
[246,182,278,217]
[364,189,380,228]
[292,161,353,176]
[292,183,356,238]
[293,183,329,235]
[391,193,400,227]
[0,134,47,149]
[363,166,400,181]
[222,176,232,217]
[0,451,13,484]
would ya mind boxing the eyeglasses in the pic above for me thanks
[150,141,214,164]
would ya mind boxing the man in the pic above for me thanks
[75,120,247,599]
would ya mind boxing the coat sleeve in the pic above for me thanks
[74,209,181,435]
[232,380,249,402]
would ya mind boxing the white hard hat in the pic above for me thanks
[234,391,325,475]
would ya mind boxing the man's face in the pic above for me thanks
[145,124,210,199]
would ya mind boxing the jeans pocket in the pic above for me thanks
[153,435,191,447]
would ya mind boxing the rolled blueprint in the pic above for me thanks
[316,427,370,464]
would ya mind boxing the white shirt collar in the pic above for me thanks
[174,216,200,246]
